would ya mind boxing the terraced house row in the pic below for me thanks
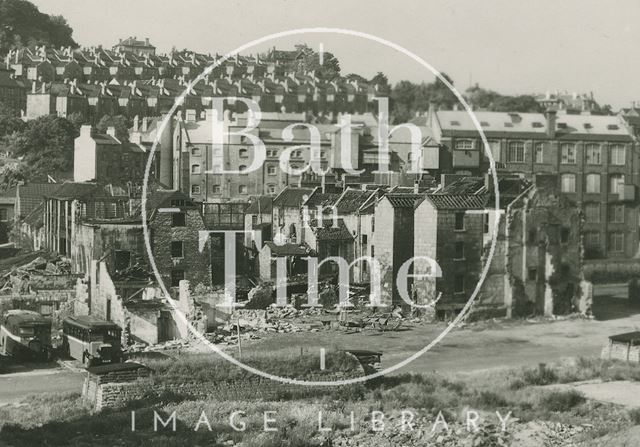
[2,41,388,121]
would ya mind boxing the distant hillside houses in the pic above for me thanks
[2,41,387,121]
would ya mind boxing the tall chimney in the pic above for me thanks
[544,109,557,138]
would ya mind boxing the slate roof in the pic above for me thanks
[17,183,61,218]
[47,182,119,200]
[434,111,633,141]
[245,196,273,215]
[303,192,339,209]
[272,187,314,208]
[334,189,376,214]
[385,194,424,208]
[425,194,488,210]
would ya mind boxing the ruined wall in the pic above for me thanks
[150,208,211,294]
[372,199,395,306]
[436,209,484,312]
[413,199,438,309]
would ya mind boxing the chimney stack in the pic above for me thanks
[544,109,557,138]
[106,126,116,138]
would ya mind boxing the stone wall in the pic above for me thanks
[85,370,361,411]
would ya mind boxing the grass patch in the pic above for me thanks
[539,390,586,412]
[141,350,361,384]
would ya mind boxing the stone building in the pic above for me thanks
[113,37,157,56]
[74,125,147,185]
[412,193,487,317]
[426,110,638,262]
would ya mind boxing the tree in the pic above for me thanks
[96,115,130,141]
[291,44,340,80]
[389,74,457,123]
[0,161,26,191]
[465,84,541,113]
[0,0,77,54]
[5,115,77,180]
[370,72,391,96]
[0,101,25,138]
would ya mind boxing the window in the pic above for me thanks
[609,204,625,223]
[483,213,489,234]
[609,174,625,194]
[507,141,525,163]
[171,269,184,287]
[191,164,201,174]
[455,140,474,150]
[454,274,464,293]
[0,208,7,222]
[362,234,368,245]
[267,184,276,194]
[191,147,201,157]
[171,241,184,258]
[239,165,247,173]
[191,185,201,194]
[584,203,600,223]
[114,250,130,271]
[171,212,186,227]
[585,144,601,165]
[239,148,248,158]
[267,165,277,175]
[560,174,576,193]
[528,268,537,281]
[561,144,576,164]
[252,215,258,226]
[454,241,465,260]
[239,185,248,194]
[534,142,544,163]
[212,184,221,194]
[610,144,626,165]
[487,141,500,162]
[585,173,600,193]
[528,229,537,244]
[454,212,465,231]
[560,227,570,243]
[609,233,624,252]
[585,232,600,251]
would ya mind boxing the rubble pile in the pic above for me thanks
[328,419,587,447]
[1,255,72,292]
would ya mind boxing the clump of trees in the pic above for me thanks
[0,0,77,55]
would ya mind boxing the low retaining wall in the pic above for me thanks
[85,369,362,411]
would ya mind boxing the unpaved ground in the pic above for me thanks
[545,380,640,408]
[239,286,640,375]
[1,285,637,405]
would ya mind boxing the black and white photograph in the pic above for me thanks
[0,0,640,445]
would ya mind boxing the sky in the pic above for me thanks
[29,0,640,109]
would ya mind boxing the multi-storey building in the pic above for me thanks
[425,110,638,260]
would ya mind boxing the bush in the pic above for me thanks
[629,408,640,425]
[474,391,509,408]
[521,364,558,386]
[539,390,585,412]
